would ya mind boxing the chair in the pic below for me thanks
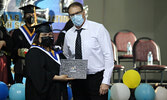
[114,29,137,64]
[133,37,167,84]
[111,41,125,82]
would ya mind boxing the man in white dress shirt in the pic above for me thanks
[63,2,114,100]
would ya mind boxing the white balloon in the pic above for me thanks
[155,86,167,100]
[111,83,130,100]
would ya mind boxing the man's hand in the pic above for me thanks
[99,83,109,95]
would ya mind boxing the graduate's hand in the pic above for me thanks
[99,84,109,95]
[58,75,75,81]
[18,48,28,57]
[0,40,6,49]
[53,75,74,81]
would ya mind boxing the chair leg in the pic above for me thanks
[145,70,147,83]
[134,67,140,73]
[118,58,120,64]
[118,70,121,82]
[123,69,126,73]
[113,71,115,83]
[160,71,164,85]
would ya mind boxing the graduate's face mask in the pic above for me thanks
[41,36,54,47]
[39,32,54,47]
[25,16,34,24]
[24,13,34,24]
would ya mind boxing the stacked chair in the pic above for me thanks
[111,41,124,82]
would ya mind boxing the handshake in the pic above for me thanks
[18,48,29,57]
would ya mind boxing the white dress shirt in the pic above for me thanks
[63,20,114,85]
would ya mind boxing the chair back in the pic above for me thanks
[133,37,161,64]
[114,30,137,52]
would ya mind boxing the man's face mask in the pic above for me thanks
[41,36,54,47]
[71,14,84,27]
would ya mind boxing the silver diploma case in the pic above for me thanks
[60,59,88,79]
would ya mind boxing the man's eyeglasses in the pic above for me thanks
[69,10,83,18]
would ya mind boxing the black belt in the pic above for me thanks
[87,70,104,76]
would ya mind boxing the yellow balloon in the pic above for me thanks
[123,70,141,89]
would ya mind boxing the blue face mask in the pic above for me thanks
[71,14,84,27]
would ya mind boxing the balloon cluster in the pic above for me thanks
[0,81,73,100]
[109,70,167,100]
[2,70,167,100]
[0,82,25,100]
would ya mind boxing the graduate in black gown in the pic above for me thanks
[25,22,73,100]
[0,23,14,85]
[11,5,40,83]
[55,19,73,48]
[54,19,74,100]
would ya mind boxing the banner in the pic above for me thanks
[1,0,84,33]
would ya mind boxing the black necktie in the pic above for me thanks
[75,28,83,59]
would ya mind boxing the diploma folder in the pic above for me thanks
[60,59,87,79]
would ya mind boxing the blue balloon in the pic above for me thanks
[9,83,25,100]
[135,83,155,100]
[0,81,9,100]
[67,85,72,100]
[108,89,111,100]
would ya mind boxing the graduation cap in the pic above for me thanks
[32,22,53,33]
[19,4,40,14]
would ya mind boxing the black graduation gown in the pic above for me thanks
[11,24,34,75]
[0,26,13,51]
[25,47,62,100]
[55,31,65,47]
[0,26,14,84]
[55,19,73,48]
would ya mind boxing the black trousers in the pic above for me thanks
[71,70,108,100]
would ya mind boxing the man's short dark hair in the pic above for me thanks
[68,2,83,13]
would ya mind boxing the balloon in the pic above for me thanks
[9,83,25,100]
[0,81,9,100]
[108,89,111,100]
[135,83,155,100]
[123,70,141,88]
[67,85,72,100]
[110,83,130,100]
[155,86,167,100]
